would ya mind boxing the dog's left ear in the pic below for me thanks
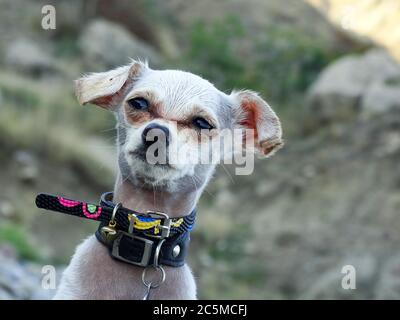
[230,90,283,157]
[75,60,148,110]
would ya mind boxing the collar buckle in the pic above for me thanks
[145,211,171,239]
[110,211,171,267]
[111,232,154,267]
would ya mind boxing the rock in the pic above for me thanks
[78,19,162,70]
[5,38,56,75]
[0,246,57,300]
[18,166,39,184]
[0,200,16,219]
[13,150,39,184]
[94,0,166,50]
[377,131,400,157]
[361,77,400,116]
[13,150,37,166]
[306,49,400,126]
[44,0,89,34]
[302,254,378,299]
[307,0,400,60]
[375,254,400,299]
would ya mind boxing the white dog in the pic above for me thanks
[53,60,282,299]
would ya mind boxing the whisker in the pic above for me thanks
[100,127,117,133]
[191,176,199,192]
[153,185,156,207]
[193,174,214,198]
[221,164,235,184]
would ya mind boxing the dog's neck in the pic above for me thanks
[112,174,201,218]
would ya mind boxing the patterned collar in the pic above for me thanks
[35,192,196,267]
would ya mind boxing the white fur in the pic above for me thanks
[54,236,196,300]
[122,68,224,186]
[54,62,282,300]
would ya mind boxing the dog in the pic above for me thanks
[53,60,282,299]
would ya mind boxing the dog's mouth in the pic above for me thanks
[129,149,173,169]
[125,148,197,188]
[127,149,183,188]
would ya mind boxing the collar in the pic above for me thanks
[35,192,196,267]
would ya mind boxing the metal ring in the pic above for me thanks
[110,202,122,227]
[153,239,165,267]
[141,265,166,289]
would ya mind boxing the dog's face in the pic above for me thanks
[75,61,282,190]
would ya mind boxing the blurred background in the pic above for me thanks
[0,0,400,299]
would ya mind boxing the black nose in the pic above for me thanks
[141,123,170,148]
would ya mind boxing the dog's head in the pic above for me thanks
[75,60,282,191]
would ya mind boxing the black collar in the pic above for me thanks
[35,192,196,267]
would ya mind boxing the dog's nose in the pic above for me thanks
[141,123,170,148]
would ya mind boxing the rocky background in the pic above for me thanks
[0,0,399,299]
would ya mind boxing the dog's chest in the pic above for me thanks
[55,236,196,299]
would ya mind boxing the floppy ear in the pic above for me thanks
[231,90,283,157]
[75,60,148,110]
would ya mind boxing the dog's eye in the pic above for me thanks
[127,97,149,110]
[192,117,214,130]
